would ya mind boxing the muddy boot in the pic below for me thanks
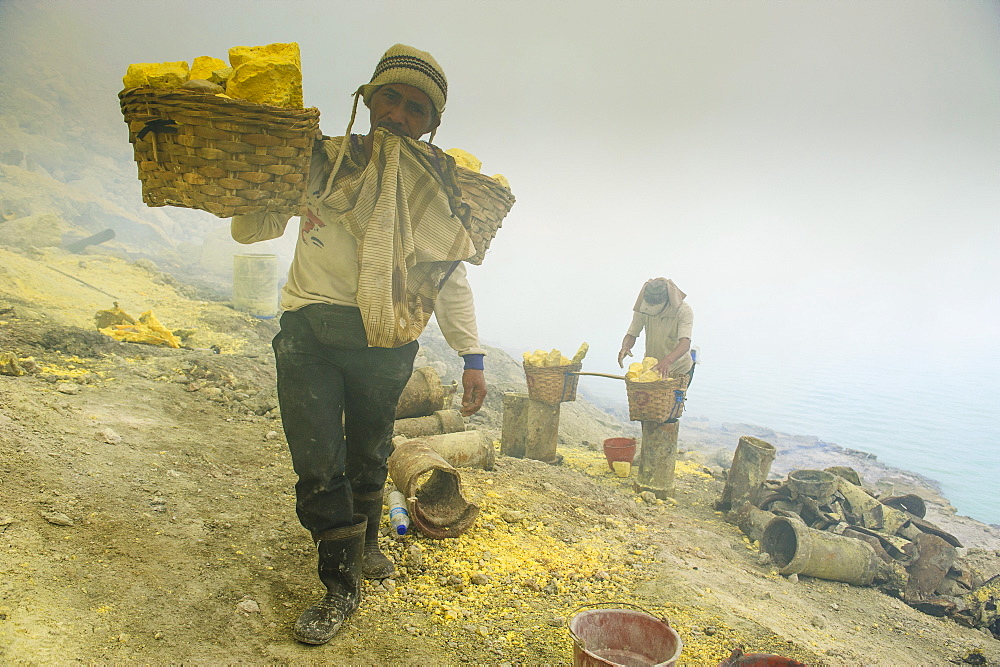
[354,489,395,579]
[293,514,366,645]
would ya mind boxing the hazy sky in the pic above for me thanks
[8,0,1000,374]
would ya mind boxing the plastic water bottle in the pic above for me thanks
[387,490,410,535]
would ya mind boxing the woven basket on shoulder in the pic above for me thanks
[523,362,582,405]
[626,375,689,422]
[454,167,515,265]
[119,87,321,218]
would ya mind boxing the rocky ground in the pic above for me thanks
[2,244,1000,665]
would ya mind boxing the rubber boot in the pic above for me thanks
[293,514,366,645]
[354,489,395,579]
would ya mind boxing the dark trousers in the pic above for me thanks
[272,306,417,534]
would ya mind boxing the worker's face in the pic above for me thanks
[368,84,440,140]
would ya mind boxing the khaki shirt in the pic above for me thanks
[231,149,485,357]
[627,302,694,376]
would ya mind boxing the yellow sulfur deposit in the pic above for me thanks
[523,343,588,368]
[226,42,303,108]
[96,304,181,348]
[189,55,228,81]
[228,42,301,69]
[94,302,135,330]
[445,149,512,190]
[122,61,190,89]
[626,357,666,382]
[0,352,25,377]
[446,148,482,173]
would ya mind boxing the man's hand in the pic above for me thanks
[653,358,673,378]
[460,369,487,416]
[618,334,638,368]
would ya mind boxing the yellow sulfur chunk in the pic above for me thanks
[572,342,589,363]
[138,311,180,346]
[95,304,180,348]
[226,42,303,108]
[641,356,659,371]
[189,56,227,81]
[628,362,644,376]
[491,174,510,190]
[228,42,301,69]
[560,356,572,366]
[636,370,663,383]
[0,352,25,377]
[446,148,482,173]
[94,302,136,330]
[123,61,190,89]
[545,349,562,367]
[523,350,546,367]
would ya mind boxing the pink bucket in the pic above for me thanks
[569,605,682,667]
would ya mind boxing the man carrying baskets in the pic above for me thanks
[617,277,695,387]
[231,44,493,645]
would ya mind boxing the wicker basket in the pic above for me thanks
[455,167,515,265]
[626,375,689,422]
[119,87,321,218]
[523,362,582,405]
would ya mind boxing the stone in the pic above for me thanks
[96,428,122,445]
[236,598,260,614]
[56,383,80,395]
[42,511,73,526]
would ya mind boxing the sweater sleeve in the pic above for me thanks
[677,303,694,340]
[231,212,293,244]
[434,263,486,357]
[626,311,645,338]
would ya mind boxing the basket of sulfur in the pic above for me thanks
[443,149,515,266]
[625,357,689,422]
[119,42,320,218]
[522,343,588,405]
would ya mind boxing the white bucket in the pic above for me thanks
[232,253,278,319]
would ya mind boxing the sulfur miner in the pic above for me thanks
[228,44,513,645]
[618,277,696,390]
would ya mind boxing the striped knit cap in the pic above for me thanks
[359,44,448,115]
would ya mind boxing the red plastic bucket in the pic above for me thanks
[569,606,682,666]
[602,438,637,472]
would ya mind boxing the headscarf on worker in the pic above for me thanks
[633,277,687,317]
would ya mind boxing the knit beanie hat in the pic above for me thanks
[326,45,447,191]
[358,44,448,116]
